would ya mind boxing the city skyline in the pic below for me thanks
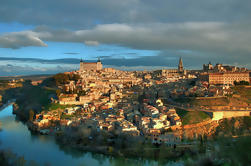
[1,1,251,166]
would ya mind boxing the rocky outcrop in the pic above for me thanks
[173,120,219,140]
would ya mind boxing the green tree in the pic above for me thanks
[234,80,249,86]
[29,109,34,121]
[56,89,62,98]
[53,73,70,86]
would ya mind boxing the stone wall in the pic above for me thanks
[212,111,251,120]
[59,101,87,105]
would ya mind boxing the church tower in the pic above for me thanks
[178,57,184,72]
[96,58,102,70]
[80,58,84,71]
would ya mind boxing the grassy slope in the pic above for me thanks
[14,84,57,120]
[232,86,251,104]
[193,97,229,106]
[176,108,211,125]
[215,116,251,136]
[175,86,251,107]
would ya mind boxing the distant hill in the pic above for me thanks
[0,74,53,81]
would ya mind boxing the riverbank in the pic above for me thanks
[0,105,186,166]
[2,104,251,166]
[54,116,251,161]
[55,134,197,161]
[0,100,16,112]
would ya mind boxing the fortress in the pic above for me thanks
[79,58,103,71]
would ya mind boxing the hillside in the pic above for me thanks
[0,74,52,81]
[176,86,251,109]
[176,109,211,125]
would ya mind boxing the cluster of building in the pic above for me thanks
[30,58,188,142]
[200,62,250,85]
[0,78,24,89]
[28,57,250,144]
[59,68,142,106]
[153,58,192,82]
[31,99,182,138]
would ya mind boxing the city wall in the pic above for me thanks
[211,111,251,120]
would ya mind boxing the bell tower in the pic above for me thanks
[178,57,184,72]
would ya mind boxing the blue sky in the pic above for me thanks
[0,22,161,76]
[0,22,158,61]
[0,41,158,60]
[0,0,250,76]
[0,22,34,34]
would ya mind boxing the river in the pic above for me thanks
[0,105,176,166]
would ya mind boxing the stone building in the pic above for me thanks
[178,57,184,72]
[154,57,186,77]
[203,62,214,72]
[203,62,247,73]
[200,72,250,85]
[80,58,102,71]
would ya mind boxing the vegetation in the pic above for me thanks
[176,109,211,125]
[45,103,73,111]
[194,97,230,106]
[234,80,249,86]
[173,86,251,107]
[13,83,56,121]
[0,80,23,91]
[232,86,251,104]
[214,116,251,137]
[53,73,80,86]
[184,135,251,166]
[56,127,195,161]
[0,149,42,166]
[233,86,251,95]
[29,110,34,121]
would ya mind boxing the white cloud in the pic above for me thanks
[1,0,251,28]
[84,40,99,46]
[0,22,250,55]
[0,31,47,49]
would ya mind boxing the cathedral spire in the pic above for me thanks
[178,57,184,72]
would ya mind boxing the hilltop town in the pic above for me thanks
[12,58,247,141]
[1,58,251,159]
[22,59,183,140]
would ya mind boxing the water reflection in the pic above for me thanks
[0,105,163,166]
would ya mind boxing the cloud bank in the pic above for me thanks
[0,0,251,75]
[1,0,251,28]
[0,22,251,64]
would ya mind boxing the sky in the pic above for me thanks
[0,0,251,76]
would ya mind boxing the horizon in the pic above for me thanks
[1,1,251,166]
[0,57,250,77]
